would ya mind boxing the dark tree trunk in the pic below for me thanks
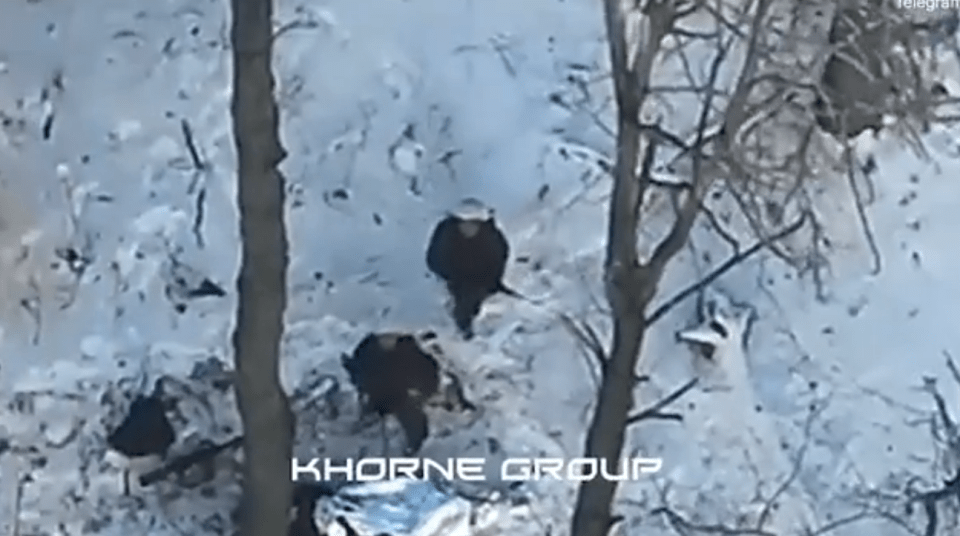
[570,2,678,535]
[570,317,648,536]
[569,109,653,536]
[571,0,800,533]
[229,0,294,535]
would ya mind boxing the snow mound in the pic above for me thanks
[673,287,818,531]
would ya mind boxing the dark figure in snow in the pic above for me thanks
[341,332,440,455]
[106,380,176,494]
[425,198,518,339]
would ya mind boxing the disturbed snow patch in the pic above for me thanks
[285,314,580,531]
[667,288,819,531]
[0,351,243,535]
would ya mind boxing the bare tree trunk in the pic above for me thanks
[229,0,294,535]
[570,2,683,534]
[571,0,836,532]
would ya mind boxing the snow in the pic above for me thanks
[0,0,959,535]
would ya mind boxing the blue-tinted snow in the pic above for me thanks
[0,0,958,535]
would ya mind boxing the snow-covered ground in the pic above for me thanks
[1,0,959,534]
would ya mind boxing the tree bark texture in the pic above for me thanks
[570,1,676,535]
[229,0,295,534]
[570,87,652,536]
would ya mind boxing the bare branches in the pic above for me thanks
[573,0,959,535]
[603,0,676,271]
[180,119,206,171]
[720,0,774,149]
[647,400,826,536]
[906,468,960,536]
[923,378,959,452]
[646,35,730,276]
[572,1,680,534]
[842,143,881,275]
[651,504,776,535]
[637,121,691,151]
[902,358,960,536]
[561,313,607,385]
[755,399,825,532]
[945,351,960,386]
[647,209,808,326]
[574,0,835,534]
[179,119,209,249]
[626,377,698,424]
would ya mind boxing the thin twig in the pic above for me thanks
[651,505,777,535]
[903,364,960,536]
[647,210,808,325]
[842,143,881,275]
[942,350,960,388]
[645,36,732,275]
[489,38,517,78]
[906,466,960,536]
[699,201,741,253]
[637,122,691,151]
[560,313,607,383]
[180,119,206,171]
[807,511,875,535]
[922,377,958,449]
[272,19,319,41]
[755,399,825,531]
[626,377,698,424]
[193,187,206,249]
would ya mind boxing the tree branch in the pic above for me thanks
[180,119,206,171]
[626,377,698,424]
[561,313,607,384]
[604,0,674,271]
[571,2,678,536]
[906,467,960,536]
[842,142,882,275]
[652,504,776,535]
[720,0,774,149]
[646,37,730,275]
[647,209,808,325]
